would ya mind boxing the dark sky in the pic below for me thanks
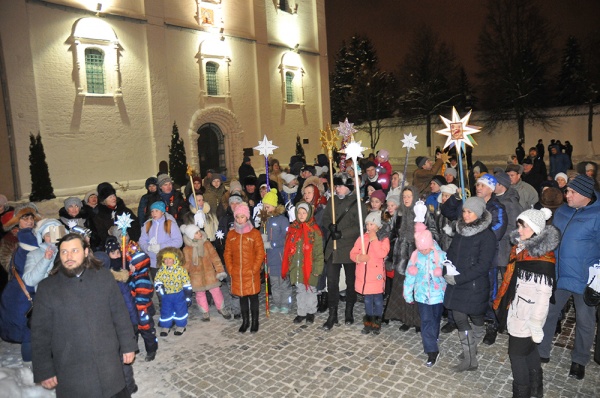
[324,0,600,78]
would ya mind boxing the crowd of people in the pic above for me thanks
[0,141,599,397]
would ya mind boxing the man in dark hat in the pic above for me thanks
[539,175,600,380]
[412,153,443,196]
[425,175,446,213]
[238,156,255,183]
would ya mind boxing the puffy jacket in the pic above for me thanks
[263,207,289,277]
[443,211,497,315]
[496,188,523,268]
[553,196,600,294]
[351,234,390,295]
[224,225,265,297]
[139,213,183,268]
[22,219,63,290]
[404,242,447,305]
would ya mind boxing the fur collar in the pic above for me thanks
[456,210,492,237]
[510,224,561,257]
[111,268,130,283]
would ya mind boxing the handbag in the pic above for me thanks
[583,276,600,307]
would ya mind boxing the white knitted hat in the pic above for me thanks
[517,208,552,235]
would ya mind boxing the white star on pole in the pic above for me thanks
[253,135,278,157]
[401,133,419,150]
[215,230,225,240]
[436,107,481,154]
[115,213,133,233]
[340,136,368,162]
[336,118,357,139]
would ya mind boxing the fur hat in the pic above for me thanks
[64,197,82,209]
[332,172,354,191]
[243,175,257,187]
[377,149,390,162]
[414,222,433,251]
[150,201,166,213]
[97,182,117,203]
[495,172,511,189]
[438,184,458,203]
[430,175,447,188]
[145,177,158,190]
[477,174,497,191]
[540,187,564,210]
[234,202,250,219]
[157,174,172,188]
[365,211,382,228]
[281,173,297,185]
[518,208,552,235]
[568,175,595,199]
[444,168,457,178]
[416,156,429,168]
[463,197,486,218]
[262,188,279,207]
[370,189,386,204]
[180,224,200,240]
[3,203,41,231]
[229,180,243,195]
[554,172,568,183]
[506,164,523,175]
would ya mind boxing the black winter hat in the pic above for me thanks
[333,172,354,191]
[568,175,595,199]
[145,177,158,190]
[243,175,257,187]
[97,182,117,203]
[430,175,447,187]
[416,156,429,168]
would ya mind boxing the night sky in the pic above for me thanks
[324,0,600,79]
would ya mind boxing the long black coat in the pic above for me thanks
[31,267,138,398]
[443,210,497,316]
[90,198,141,250]
[322,193,367,264]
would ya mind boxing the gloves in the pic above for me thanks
[528,320,544,343]
[328,224,342,240]
[443,224,453,236]
[261,234,272,250]
[147,244,160,254]
[186,297,192,308]
[216,272,227,281]
[155,283,165,297]
[444,274,456,285]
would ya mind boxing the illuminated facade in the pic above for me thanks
[0,0,330,199]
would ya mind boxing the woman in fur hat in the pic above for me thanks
[493,208,559,397]
[443,197,497,372]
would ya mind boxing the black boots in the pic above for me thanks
[482,323,498,345]
[322,306,339,330]
[238,309,250,333]
[305,313,315,324]
[361,316,372,334]
[512,381,531,398]
[371,316,381,335]
[345,302,354,325]
[250,309,259,333]
[317,292,328,313]
[529,368,543,398]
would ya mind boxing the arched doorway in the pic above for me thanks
[197,123,225,178]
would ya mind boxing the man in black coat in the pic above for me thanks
[238,156,256,183]
[31,234,137,397]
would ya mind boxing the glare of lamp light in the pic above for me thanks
[96,3,102,12]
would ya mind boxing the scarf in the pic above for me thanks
[281,217,320,289]
[184,234,205,265]
[234,221,253,234]
[505,258,556,308]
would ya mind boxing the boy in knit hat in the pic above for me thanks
[154,247,192,336]
[404,222,447,367]
[260,188,291,313]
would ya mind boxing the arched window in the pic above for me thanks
[206,62,219,96]
[285,71,295,103]
[85,48,105,94]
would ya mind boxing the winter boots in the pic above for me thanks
[305,313,315,324]
[218,306,232,320]
[239,309,250,333]
[512,381,531,398]
[293,315,307,324]
[361,316,372,334]
[317,292,328,313]
[371,316,382,335]
[345,302,355,325]
[529,368,543,398]
[482,322,498,345]
[250,309,259,333]
[322,306,339,330]
[455,330,478,372]
[472,323,486,346]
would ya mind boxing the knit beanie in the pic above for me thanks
[228,193,243,205]
[444,168,457,178]
[297,202,311,215]
[180,224,200,240]
[517,208,552,235]
[416,156,429,168]
[234,202,250,219]
[64,197,82,209]
[84,190,98,204]
[150,201,166,213]
[162,251,178,265]
[370,189,386,204]
[262,188,279,207]
[365,211,382,228]
[229,180,243,195]
[281,173,297,185]
[386,195,400,206]
[554,172,568,183]
[494,172,511,189]
[414,222,433,252]
[430,175,447,188]
[477,174,497,191]
[105,236,121,254]
[567,175,595,199]
[377,149,390,161]
[157,174,172,187]
[463,197,486,218]
[438,184,458,203]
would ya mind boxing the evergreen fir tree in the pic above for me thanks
[557,36,588,106]
[295,134,305,161]
[168,121,188,187]
[29,132,55,201]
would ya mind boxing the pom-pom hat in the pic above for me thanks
[517,208,552,235]
[234,202,250,219]
[262,188,279,207]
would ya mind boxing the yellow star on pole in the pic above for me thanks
[253,135,278,156]
[436,107,481,155]
[340,136,368,162]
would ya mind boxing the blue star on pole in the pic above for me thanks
[340,136,368,162]
[336,118,357,139]
[253,135,278,157]
[115,213,133,234]
[401,132,419,150]
[436,107,481,154]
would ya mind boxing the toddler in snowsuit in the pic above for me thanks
[404,222,447,367]
[350,212,390,335]
[154,247,192,336]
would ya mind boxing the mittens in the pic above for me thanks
[216,272,227,281]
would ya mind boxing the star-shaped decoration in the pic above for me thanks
[336,118,357,139]
[340,136,368,161]
[253,135,278,157]
[436,107,481,154]
[115,213,133,232]
[440,152,450,164]
[401,133,419,150]
[67,219,78,229]
[215,230,225,240]
[320,125,339,151]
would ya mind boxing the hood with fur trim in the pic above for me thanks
[156,246,185,267]
[509,224,561,258]
[111,268,130,283]
[34,218,63,245]
[455,210,492,237]
[301,176,325,195]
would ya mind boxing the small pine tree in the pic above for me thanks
[295,134,306,162]
[168,121,188,186]
[29,132,55,201]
